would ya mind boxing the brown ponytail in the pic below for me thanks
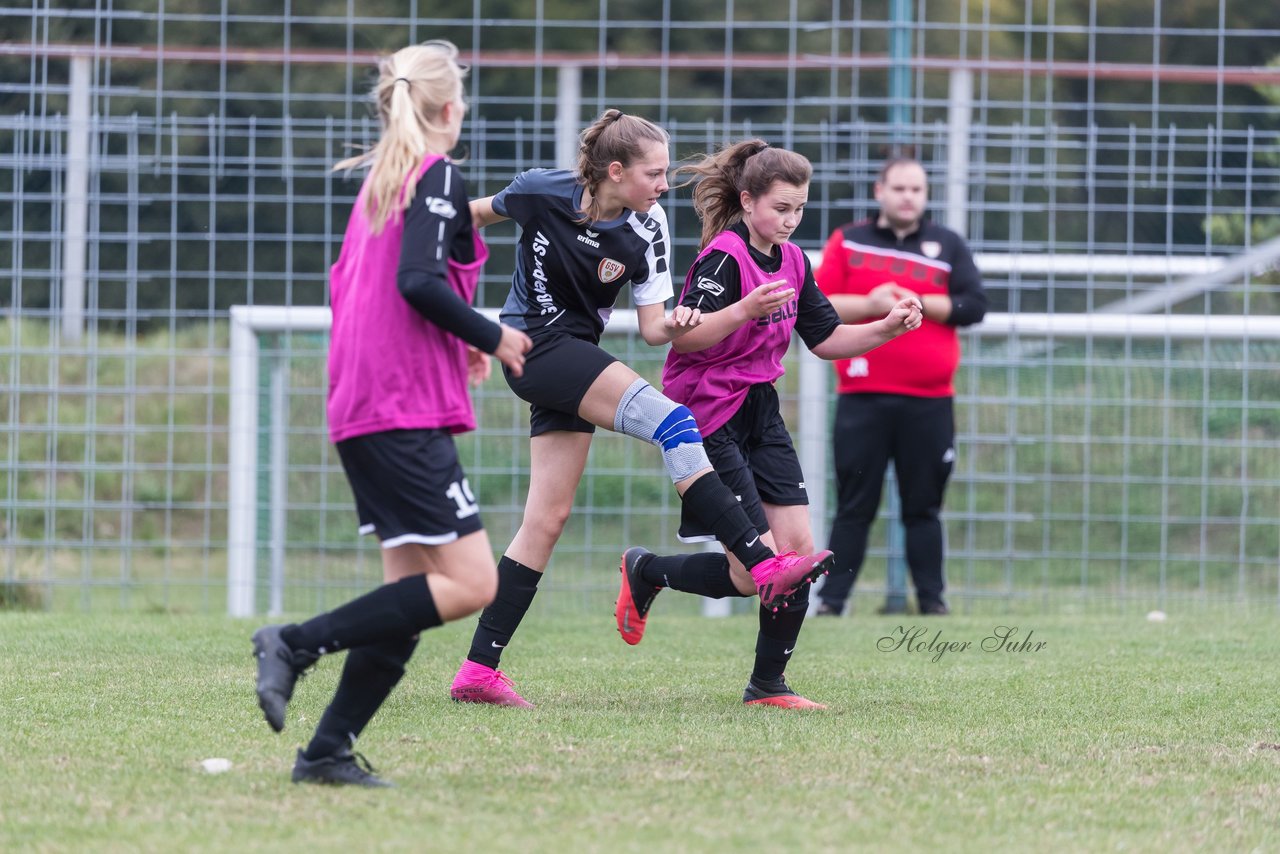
[575,109,669,223]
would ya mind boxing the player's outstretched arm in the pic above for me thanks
[470,196,508,229]
[811,297,922,361]
[671,280,795,354]
[635,302,703,346]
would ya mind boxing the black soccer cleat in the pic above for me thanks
[252,624,318,733]
[291,745,392,788]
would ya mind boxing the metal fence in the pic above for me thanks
[2,3,1279,614]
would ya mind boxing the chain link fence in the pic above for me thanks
[2,3,1278,614]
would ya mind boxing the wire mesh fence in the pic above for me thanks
[2,3,1278,614]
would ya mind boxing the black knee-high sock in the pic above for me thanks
[467,555,541,668]
[679,472,774,569]
[751,583,811,685]
[280,574,441,655]
[303,636,418,761]
[640,552,747,599]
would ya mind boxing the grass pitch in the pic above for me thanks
[1,609,1277,852]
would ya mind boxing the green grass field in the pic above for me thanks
[2,609,1277,852]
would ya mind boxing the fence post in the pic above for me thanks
[228,308,260,617]
[883,466,909,613]
[556,64,581,170]
[946,68,973,235]
[62,55,91,343]
[267,351,289,616]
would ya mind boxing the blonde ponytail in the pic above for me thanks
[335,40,467,233]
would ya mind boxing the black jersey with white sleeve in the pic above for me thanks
[494,169,673,342]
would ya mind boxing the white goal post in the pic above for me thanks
[226,251,1261,616]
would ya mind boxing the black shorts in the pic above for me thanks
[335,429,484,547]
[502,331,618,437]
[678,383,808,542]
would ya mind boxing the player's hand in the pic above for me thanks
[881,296,923,336]
[738,280,796,321]
[494,324,533,377]
[466,346,492,386]
[869,282,912,314]
[664,305,703,337]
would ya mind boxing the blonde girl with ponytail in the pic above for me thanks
[250,41,530,787]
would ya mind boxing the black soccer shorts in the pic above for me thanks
[677,383,807,542]
[336,428,485,547]
[502,330,619,437]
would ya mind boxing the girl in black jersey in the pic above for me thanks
[450,112,838,707]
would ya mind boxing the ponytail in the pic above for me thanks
[334,40,467,233]
[675,139,813,249]
[575,109,669,224]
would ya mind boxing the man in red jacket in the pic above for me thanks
[814,157,987,616]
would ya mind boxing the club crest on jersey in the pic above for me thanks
[921,240,942,259]
[598,258,625,284]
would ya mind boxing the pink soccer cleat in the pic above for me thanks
[449,660,534,708]
[750,550,835,612]
[743,677,828,710]
[615,547,662,646]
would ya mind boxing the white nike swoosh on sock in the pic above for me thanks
[745,536,759,548]
[491,641,506,648]
[783,647,795,655]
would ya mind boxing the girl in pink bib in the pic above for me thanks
[251,40,530,787]
[615,140,922,708]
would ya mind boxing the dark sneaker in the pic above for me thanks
[291,745,392,788]
[919,600,950,616]
[813,601,843,617]
[615,547,662,645]
[252,625,318,733]
[742,677,828,710]
[750,550,835,612]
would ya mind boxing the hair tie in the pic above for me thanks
[394,77,411,86]
[614,110,625,120]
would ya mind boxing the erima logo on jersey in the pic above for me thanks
[695,277,724,296]
[423,196,457,219]
[577,233,601,249]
